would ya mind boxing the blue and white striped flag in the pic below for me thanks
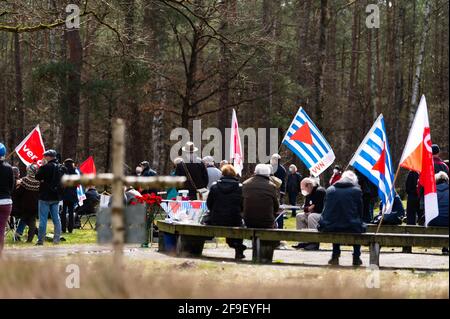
[282,107,335,177]
[349,114,395,214]
[75,168,86,206]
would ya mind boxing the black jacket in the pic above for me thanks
[274,164,287,193]
[405,171,419,198]
[141,167,158,195]
[35,159,63,201]
[0,160,15,200]
[287,172,302,194]
[207,176,243,227]
[318,181,366,233]
[76,188,100,215]
[176,162,208,199]
[304,186,326,214]
[62,165,78,203]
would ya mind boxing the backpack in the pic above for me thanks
[50,163,65,199]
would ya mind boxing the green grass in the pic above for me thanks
[5,217,97,247]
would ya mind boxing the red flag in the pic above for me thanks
[15,125,46,166]
[79,156,97,175]
[399,96,438,225]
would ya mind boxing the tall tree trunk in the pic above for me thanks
[14,32,24,154]
[314,0,329,130]
[62,27,83,159]
[409,0,431,125]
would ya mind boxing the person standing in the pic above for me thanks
[270,154,286,229]
[355,170,378,223]
[61,159,78,234]
[35,149,63,245]
[405,170,421,225]
[432,144,449,174]
[329,165,342,186]
[138,161,158,195]
[13,164,40,242]
[175,142,209,200]
[286,164,302,217]
[0,143,15,256]
[203,156,222,189]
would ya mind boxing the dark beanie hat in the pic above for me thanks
[432,144,440,155]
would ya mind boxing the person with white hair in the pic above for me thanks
[318,170,366,266]
[203,156,222,189]
[292,177,326,250]
[242,164,280,229]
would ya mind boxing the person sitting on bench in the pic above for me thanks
[292,177,326,250]
[372,192,405,225]
[318,170,366,267]
[242,164,280,230]
[206,164,246,260]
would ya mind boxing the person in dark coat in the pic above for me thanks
[428,172,449,227]
[60,159,78,233]
[138,161,158,195]
[10,166,21,231]
[286,164,303,217]
[292,177,326,250]
[35,149,63,245]
[372,193,405,225]
[14,164,40,242]
[405,170,421,226]
[0,143,15,255]
[318,170,366,266]
[175,142,208,200]
[242,164,279,229]
[355,170,378,223]
[76,186,100,216]
[207,164,246,259]
[270,154,286,229]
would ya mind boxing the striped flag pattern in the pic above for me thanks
[282,107,335,177]
[349,114,395,215]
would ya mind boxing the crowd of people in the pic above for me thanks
[0,145,101,255]
[1,140,449,263]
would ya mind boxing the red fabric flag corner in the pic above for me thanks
[79,156,97,175]
[372,144,386,176]
[290,122,313,145]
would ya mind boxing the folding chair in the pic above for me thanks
[78,201,99,230]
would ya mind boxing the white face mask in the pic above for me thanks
[333,169,339,174]
[289,168,295,173]
[301,189,309,196]
[136,167,143,176]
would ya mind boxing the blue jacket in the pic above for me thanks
[375,194,405,225]
[318,181,366,233]
[437,182,449,220]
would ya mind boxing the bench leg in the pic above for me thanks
[176,235,206,257]
[369,242,380,267]
[252,237,275,264]
[158,231,166,252]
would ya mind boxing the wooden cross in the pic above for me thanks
[62,119,186,265]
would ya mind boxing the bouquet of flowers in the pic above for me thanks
[130,193,163,247]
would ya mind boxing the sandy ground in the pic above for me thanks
[1,244,449,298]
[4,242,449,270]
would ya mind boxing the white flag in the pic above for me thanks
[229,109,243,176]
